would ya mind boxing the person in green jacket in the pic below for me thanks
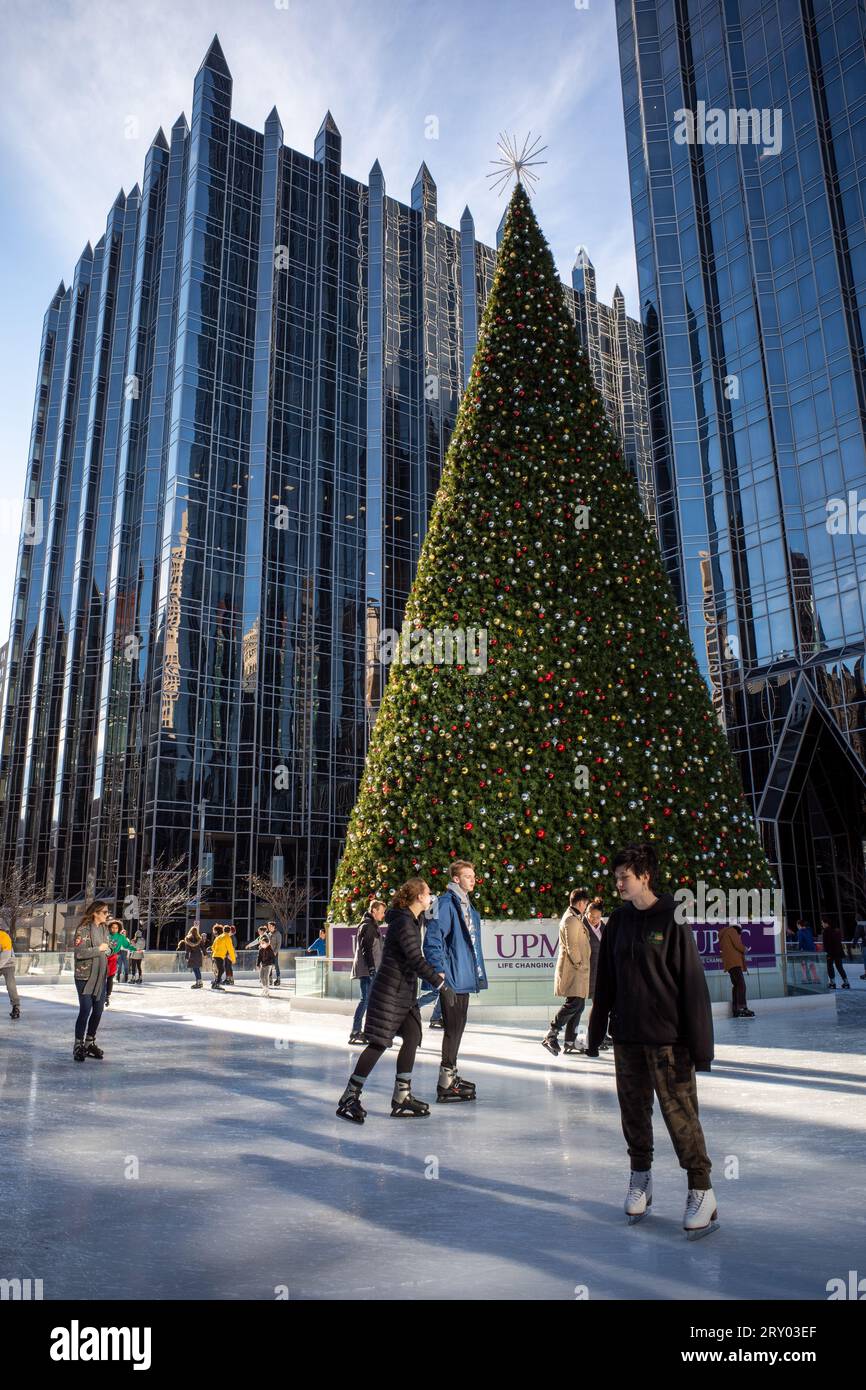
[109,921,135,990]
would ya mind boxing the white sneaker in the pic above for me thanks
[625,1170,652,1224]
[683,1187,719,1240]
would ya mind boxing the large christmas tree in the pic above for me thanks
[329,182,772,922]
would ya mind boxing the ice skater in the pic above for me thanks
[719,920,754,1016]
[0,924,20,1020]
[129,928,145,983]
[255,926,277,995]
[348,898,385,1044]
[581,901,611,1051]
[336,878,448,1123]
[72,901,112,1062]
[422,859,488,1102]
[180,926,205,987]
[586,843,719,1240]
[821,918,850,990]
[542,889,592,1056]
[210,925,235,989]
[267,921,283,988]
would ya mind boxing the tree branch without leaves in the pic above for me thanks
[144,855,201,949]
[0,864,45,939]
[244,874,311,936]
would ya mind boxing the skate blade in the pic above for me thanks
[390,1108,430,1118]
[626,1211,649,1225]
[336,1108,365,1125]
[685,1214,719,1240]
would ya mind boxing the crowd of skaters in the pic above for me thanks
[2,841,864,1240]
[337,844,722,1238]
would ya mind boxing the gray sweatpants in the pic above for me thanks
[1,965,20,1007]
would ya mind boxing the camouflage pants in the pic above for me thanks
[613,1043,712,1189]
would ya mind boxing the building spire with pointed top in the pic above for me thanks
[198,34,231,78]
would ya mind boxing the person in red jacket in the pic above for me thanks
[586,843,718,1241]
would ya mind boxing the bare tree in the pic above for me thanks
[0,864,45,944]
[245,874,311,941]
[144,855,201,949]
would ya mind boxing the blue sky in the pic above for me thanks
[0,0,638,642]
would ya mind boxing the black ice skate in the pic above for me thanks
[347,1031,367,1046]
[84,1036,104,1060]
[436,1064,473,1102]
[391,1084,430,1117]
[73,1040,86,1062]
[562,1041,579,1055]
[453,1074,476,1098]
[336,1079,367,1125]
[541,1027,561,1056]
[10,1005,20,1020]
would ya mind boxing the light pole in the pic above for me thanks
[194,798,208,931]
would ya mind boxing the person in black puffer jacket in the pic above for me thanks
[336,878,449,1123]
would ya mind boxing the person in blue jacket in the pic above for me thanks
[423,859,488,1102]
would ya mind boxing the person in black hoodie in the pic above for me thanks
[586,843,718,1241]
[348,899,385,1044]
[336,878,449,1123]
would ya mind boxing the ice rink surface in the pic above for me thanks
[2,974,865,1301]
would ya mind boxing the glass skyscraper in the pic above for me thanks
[617,0,866,928]
[0,37,650,945]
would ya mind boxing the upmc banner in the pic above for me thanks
[332,918,780,980]
[480,918,780,981]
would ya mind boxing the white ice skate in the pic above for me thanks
[624,1170,652,1224]
[683,1187,719,1240]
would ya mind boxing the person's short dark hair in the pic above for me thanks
[569,888,591,910]
[612,842,659,891]
[318,926,327,936]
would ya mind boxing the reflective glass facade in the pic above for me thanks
[0,38,650,942]
[618,0,866,928]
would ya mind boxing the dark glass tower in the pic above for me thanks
[617,0,866,928]
[0,37,650,944]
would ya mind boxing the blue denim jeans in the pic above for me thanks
[75,978,105,1040]
[416,987,442,1021]
[352,975,372,1033]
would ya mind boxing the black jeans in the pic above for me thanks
[827,956,848,984]
[551,996,586,1043]
[353,1007,423,1079]
[441,991,470,1069]
[129,959,142,980]
[75,978,105,1040]
[728,966,747,1013]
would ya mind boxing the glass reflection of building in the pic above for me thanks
[617,0,866,930]
[0,37,651,941]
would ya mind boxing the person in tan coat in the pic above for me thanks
[718,922,754,1018]
[542,889,592,1055]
